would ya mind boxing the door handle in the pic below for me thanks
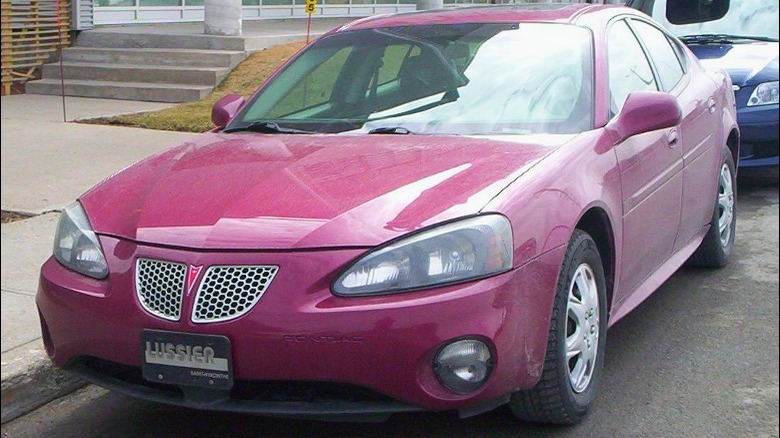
[667,128,679,148]
[708,97,717,114]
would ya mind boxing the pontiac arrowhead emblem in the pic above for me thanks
[186,265,203,295]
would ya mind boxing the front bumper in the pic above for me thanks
[36,235,563,419]
[736,93,779,168]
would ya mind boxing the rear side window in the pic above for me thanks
[630,20,685,92]
[608,20,658,116]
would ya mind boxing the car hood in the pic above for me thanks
[82,133,568,250]
[689,41,779,87]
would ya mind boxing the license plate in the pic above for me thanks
[141,330,233,390]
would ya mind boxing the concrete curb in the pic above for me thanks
[1,346,85,424]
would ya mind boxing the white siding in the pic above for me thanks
[73,0,95,29]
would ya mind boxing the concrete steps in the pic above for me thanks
[27,30,248,102]
[62,47,245,69]
[41,63,230,86]
[77,31,247,51]
[26,79,212,103]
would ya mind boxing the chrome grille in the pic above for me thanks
[135,258,186,321]
[192,265,278,323]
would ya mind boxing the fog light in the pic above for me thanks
[434,339,492,394]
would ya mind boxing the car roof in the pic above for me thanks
[339,3,621,31]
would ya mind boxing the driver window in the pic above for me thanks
[608,20,658,116]
[267,47,353,118]
[630,20,685,91]
[377,45,419,86]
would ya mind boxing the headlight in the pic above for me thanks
[53,201,108,279]
[747,81,779,106]
[333,215,512,296]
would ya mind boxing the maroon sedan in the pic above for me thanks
[38,3,739,425]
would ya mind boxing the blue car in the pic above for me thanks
[628,0,779,168]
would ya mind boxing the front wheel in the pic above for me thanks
[689,149,737,268]
[509,230,608,425]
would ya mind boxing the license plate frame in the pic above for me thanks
[141,329,233,390]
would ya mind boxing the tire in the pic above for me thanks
[688,149,737,268]
[509,230,608,425]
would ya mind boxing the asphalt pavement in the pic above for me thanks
[2,174,777,438]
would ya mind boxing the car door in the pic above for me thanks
[628,18,723,252]
[608,19,685,299]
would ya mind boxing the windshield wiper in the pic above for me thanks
[680,34,779,44]
[367,89,460,123]
[223,121,314,134]
[367,126,415,135]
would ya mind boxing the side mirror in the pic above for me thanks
[211,94,246,129]
[607,91,682,144]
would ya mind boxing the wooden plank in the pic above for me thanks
[6,8,67,11]
[3,18,70,22]
[4,11,69,15]
[6,35,70,43]
[2,77,35,83]
[0,0,70,95]
[2,56,50,65]
[4,44,67,53]
[6,35,71,41]
[2,62,50,69]
[4,50,63,57]
[1,47,61,56]
[4,14,70,18]
[1,0,12,95]
[2,23,70,29]
[7,38,70,46]
[5,11,68,15]
[1,26,70,32]
[8,69,38,78]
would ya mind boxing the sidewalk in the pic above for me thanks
[85,18,357,52]
[0,94,195,422]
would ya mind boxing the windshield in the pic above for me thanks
[631,0,779,40]
[228,23,594,135]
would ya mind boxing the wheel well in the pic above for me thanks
[576,208,615,312]
[727,129,739,166]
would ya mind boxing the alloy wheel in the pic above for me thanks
[565,263,600,394]
[717,163,735,248]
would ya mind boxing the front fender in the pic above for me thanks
[482,129,623,370]
[483,129,622,272]
[710,68,740,165]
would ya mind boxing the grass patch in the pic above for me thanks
[85,41,306,133]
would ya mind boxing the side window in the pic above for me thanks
[377,45,419,86]
[608,20,658,116]
[667,36,688,73]
[630,20,685,91]
[266,47,353,118]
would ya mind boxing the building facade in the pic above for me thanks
[76,0,527,28]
